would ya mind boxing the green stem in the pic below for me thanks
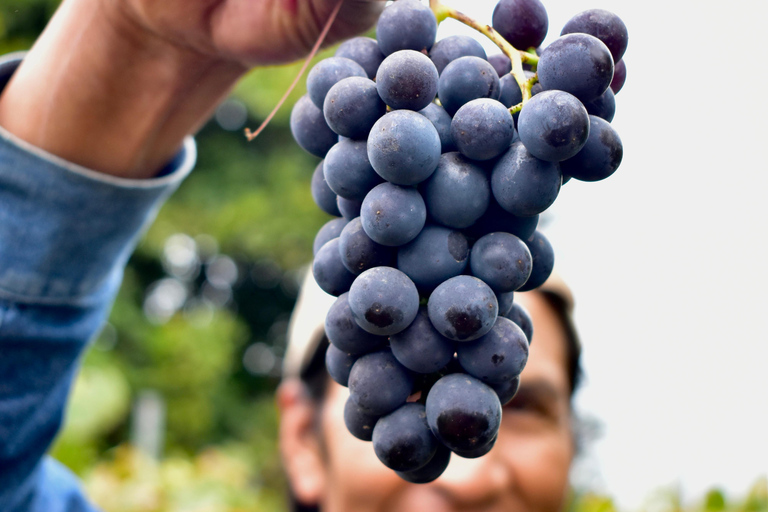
[432,3,534,109]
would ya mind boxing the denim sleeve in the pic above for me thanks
[0,53,195,511]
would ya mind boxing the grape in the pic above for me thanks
[338,217,396,275]
[560,115,623,182]
[313,217,347,255]
[306,57,367,109]
[470,232,533,293]
[326,344,358,387]
[396,445,451,483]
[325,292,388,355]
[611,59,626,94]
[421,152,490,229]
[429,35,487,75]
[349,349,414,415]
[323,139,383,201]
[397,225,469,292]
[376,0,437,55]
[488,53,511,77]
[492,0,549,50]
[372,403,438,472]
[360,182,427,247]
[583,87,616,123]
[561,9,629,63]
[313,238,355,296]
[506,302,533,344]
[438,56,501,115]
[337,197,362,220]
[457,316,529,384]
[428,275,499,342]
[497,291,515,317]
[344,396,381,441]
[367,110,441,186]
[376,50,438,111]
[390,307,456,374]
[335,37,386,79]
[425,373,501,452]
[451,98,516,161]
[517,90,590,162]
[348,266,420,336]
[453,433,497,458]
[419,102,456,153]
[311,161,341,217]
[537,34,614,103]
[491,377,520,406]
[466,199,539,240]
[290,95,338,158]
[518,230,555,291]
[323,77,386,139]
[491,141,562,217]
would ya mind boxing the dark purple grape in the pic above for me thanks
[326,344,358,386]
[537,34,614,103]
[497,291,515,317]
[397,225,469,292]
[291,95,338,158]
[390,307,456,374]
[488,53,511,77]
[323,139,383,201]
[373,403,438,472]
[422,152,490,229]
[453,433,497,458]
[491,376,520,405]
[470,232,533,293]
[465,199,539,240]
[491,142,561,217]
[560,115,623,182]
[518,230,554,291]
[517,90,590,162]
[376,0,437,55]
[313,217,347,255]
[425,373,501,452]
[396,445,451,483]
[376,50,438,111]
[561,9,629,63]
[437,56,501,116]
[367,110,441,186]
[348,266,420,336]
[349,349,414,415]
[325,292,388,355]
[492,0,549,50]
[451,98,516,161]
[457,316,529,384]
[344,396,380,441]
[337,197,362,220]
[583,87,616,123]
[506,302,533,344]
[361,183,427,247]
[335,37,386,79]
[311,161,341,217]
[312,238,355,296]
[306,57,367,109]
[338,217,396,275]
[323,77,386,139]
[611,59,626,94]
[428,275,498,342]
[419,102,456,152]
[429,35,487,75]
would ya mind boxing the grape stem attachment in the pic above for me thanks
[430,0,539,110]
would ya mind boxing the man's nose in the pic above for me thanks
[430,445,513,506]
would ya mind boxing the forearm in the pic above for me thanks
[0,0,244,179]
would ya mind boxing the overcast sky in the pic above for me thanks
[441,0,768,507]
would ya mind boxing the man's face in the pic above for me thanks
[279,291,575,512]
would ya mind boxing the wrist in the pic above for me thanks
[0,0,244,178]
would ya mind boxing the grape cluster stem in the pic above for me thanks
[430,0,539,114]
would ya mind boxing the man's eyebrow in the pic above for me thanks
[512,378,565,402]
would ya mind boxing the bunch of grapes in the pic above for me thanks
[290,0,627,483]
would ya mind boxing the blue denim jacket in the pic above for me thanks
[0,53,195,511]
